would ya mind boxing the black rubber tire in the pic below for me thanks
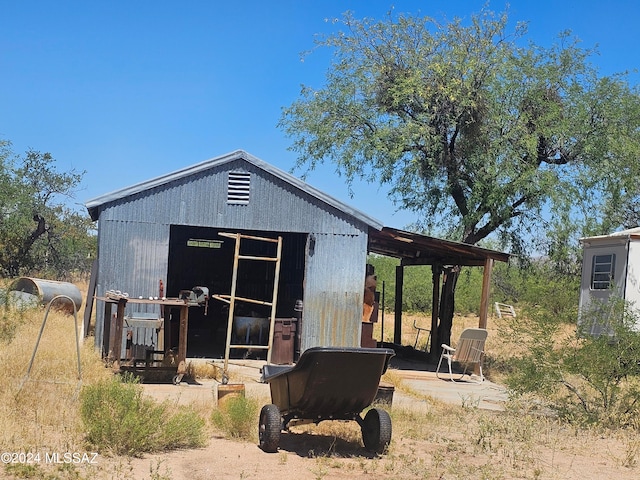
[258,404,281,453]
[361,407,392,454]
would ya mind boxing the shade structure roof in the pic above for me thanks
[368,227,510,266]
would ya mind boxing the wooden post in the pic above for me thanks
[177,304,189,375]
[430,264,441,359]
[163,307,172,355]
[223,233,242,376]
[102,301,113,359]
[83,258,98,338]
[266,236,283,364]
[479,258,494,329]
[394,265,404,344]
[112,298,127,369]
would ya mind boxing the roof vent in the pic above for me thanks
[227,171,250,204]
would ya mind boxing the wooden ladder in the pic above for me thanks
[211,232,283,381]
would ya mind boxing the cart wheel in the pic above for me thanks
[259,404,281,453]
[172,374,182,385]
[361,408,392,454]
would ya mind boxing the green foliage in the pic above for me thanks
[0,310,26,344]
[3,462,86,480]
[504,297,640,429]
[79,375,206,456]
[280,8,640,255]
[0,286,35,343]
[403,265,434,312]
[492,260,580,323]
[453,268,485,315]
[211,395,259,441]
[368,254,522,315]
[0,140,95,278]
[368,255,433,313]
[369,250,581,327]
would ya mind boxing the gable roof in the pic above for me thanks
[85,149,383,229]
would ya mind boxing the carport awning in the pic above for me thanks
[368,227,510,266]
[367,227,510,352]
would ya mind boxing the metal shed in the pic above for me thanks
[85,150,383,361]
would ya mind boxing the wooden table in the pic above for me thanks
[95,296,191,377]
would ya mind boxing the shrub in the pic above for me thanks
[366,254,580,317]
[492,260,580,323]
[453,268,484,315]
[504,297,640,429]
[80,375,206,455]
[211,395,259,441]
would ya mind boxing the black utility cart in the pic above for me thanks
[259,346,395,454]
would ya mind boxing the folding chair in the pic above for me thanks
[412,319,431,352]
[436,328,488,383]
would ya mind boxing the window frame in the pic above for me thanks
[590,253,616,290]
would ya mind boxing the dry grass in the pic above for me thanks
[0,306,112,454]
[0,282,212,479]
[283,389,640,479]
[2,295,640,479]
[373,310,495,345]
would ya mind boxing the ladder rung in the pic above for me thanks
[219,232,280,243]
[238,255,278,262]
[229,345,269,350]
[213,294,273,306]
[210,294,231,304]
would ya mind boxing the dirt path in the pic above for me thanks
[108,419,638,480]
[91,360,639,480]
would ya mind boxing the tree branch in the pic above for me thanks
[561,379,590,414]
[465,195,529,244]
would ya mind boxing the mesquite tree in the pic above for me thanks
[279,8,640,346]
[0,140,94,278]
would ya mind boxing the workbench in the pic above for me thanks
[95,296,191,382]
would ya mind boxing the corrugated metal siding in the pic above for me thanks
[86,150,383,230]
[94,220,170,347]
[92,158,372,351]
[97,161,365,234]
[300,232,367,350]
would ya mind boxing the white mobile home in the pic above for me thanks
[578,227,640,334]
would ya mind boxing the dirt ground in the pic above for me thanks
[94,359,639,480]
[112,432,639,480]
[77,313,636,480]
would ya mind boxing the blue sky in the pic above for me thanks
[1,0,639,229]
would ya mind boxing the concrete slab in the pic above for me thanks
[140,355,508,412]
[388,356,508,410]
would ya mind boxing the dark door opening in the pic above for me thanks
[166,225,306,358]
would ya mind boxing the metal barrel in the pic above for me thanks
[9,277,82,314]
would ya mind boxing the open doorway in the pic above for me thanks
[166,225,306,358]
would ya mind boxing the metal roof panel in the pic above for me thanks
[85,150,383,229]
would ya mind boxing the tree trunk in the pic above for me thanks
[9,214,47,275]
[437,266,460,351]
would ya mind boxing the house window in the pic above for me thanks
[227,171,250,204]
[591,254,615,290]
